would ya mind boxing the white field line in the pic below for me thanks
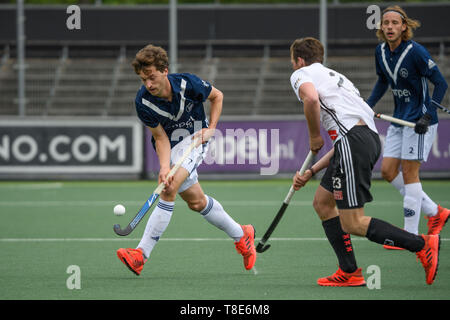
[1,200,448,207]
[0,237,449,242]
[0,200,312,207]
[0,183,64,190]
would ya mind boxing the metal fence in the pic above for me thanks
[1,41,450,118]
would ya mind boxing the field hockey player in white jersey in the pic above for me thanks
[116,44,256,275]
[367,6,449,249]
[289,37,441,286]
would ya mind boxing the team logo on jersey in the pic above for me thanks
[428,59,436,69]
[399,68,408,78]
[201,80,210,88]
[186,102,194,112]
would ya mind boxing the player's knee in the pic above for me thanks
[340,220,353,234]
[339,216,367,236]
[401,167,420,183]
[187,198,207,212]
[340,219,360,235]
[380,167,397,182]
[313,197,334,220]
[312,197,323,213]
[160,190,177,202]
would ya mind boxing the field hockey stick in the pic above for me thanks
[432,100,450,115]
[113,136,201,236]
[374,113,415,128]
[256,150,314,253]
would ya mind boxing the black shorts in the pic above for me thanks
[320,125,381,209]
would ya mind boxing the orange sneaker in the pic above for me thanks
[234,225,256,270]
[383,244,405,250]
[416,234,440,285]
[426,205,450,235]
[317,267,366,287]
[117,248,147,276]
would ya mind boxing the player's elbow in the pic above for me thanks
[303,95,319,107]
[301,83,320,104]
[436,77,448,91]
[441,80,448,92]
[209,88,224,104]
[216,88,224,99]
[303,96,320,115]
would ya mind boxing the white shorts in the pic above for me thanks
[170,133,209,193]
[383,123,438,162]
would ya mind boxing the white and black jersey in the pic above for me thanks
[290,63,382,209]
[290,63,378,142]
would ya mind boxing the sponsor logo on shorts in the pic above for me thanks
[333,190,343,200]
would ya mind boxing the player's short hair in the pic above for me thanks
[290,37,324,66]
[132,44,169,74]
[376,5,421,42]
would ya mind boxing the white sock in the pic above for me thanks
[390,172,405,195]
[137,199,174,259]
[420,192,438,217]
[200,195,244,241]
[390,172,438,217]
[403,183,423,235]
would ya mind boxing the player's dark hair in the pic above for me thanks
[290,37,324,66]
[132,44,169,74]
[376,5,421,42]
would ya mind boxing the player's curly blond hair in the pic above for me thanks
[132,44,169,74]
[376,5,421,42]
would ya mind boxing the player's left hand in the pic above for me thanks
[158,166,174,193]
[414,114,432,134]
[292,170,313,191]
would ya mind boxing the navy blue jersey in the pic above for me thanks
[135,73,212,148]
[367,40,448,127]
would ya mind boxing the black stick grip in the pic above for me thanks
[256,202,289,250]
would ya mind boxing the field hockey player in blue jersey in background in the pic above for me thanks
[367,6,449,249]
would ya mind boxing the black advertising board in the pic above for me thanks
[0,119,142,176]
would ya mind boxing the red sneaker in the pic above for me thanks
[317,267,366,287]
[426,205,450,235]
[234,225,257,270]
[117,248,147,276]
[416,234,440,285]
